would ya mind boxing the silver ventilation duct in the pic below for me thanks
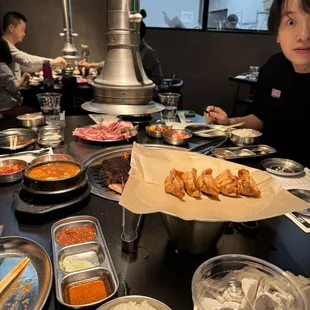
[82,0,163,115]
[60,0,79,60]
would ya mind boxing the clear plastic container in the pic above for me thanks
[37,93,62,125]
[192,254,308,310]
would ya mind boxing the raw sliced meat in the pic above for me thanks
[73,120,137,141]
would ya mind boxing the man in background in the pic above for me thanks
[224,14,239,29]
[2,11,67,79]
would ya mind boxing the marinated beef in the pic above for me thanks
[101,152,131,187]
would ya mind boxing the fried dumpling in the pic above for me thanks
[197,168,220,198]
[214,169,240,197]
[238,169,261,197]
[164,169,186,200]
[181,168,201,198]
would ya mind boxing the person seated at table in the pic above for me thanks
[204,0,310,168]
[223,14,239,29]
[0,38,38,118]
[78,9,164,86]
[2,11,67,79]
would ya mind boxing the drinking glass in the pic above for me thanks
[158,92,180,122]
[249,66,259,80]
[36,93,62,125]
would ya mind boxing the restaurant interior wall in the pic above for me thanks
[145,29,280,115]
[0,0,280,116]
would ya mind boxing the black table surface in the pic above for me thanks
[0,116,309,310]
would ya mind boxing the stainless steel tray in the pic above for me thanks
[212,144,277,160]
[0,236,52,310]
[51,215,119,308]
[0,128,38,150]
[261,158,304,177]
[82,100,164,115]
[82,144,188,202]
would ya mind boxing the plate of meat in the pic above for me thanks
[73,120,138,142]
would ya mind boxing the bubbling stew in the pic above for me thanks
[27,162,81,180]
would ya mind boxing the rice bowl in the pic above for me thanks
[96,295,172,310]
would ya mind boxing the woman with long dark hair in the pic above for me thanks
[0,37,35,117]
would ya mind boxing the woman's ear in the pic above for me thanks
[276,36,280,43]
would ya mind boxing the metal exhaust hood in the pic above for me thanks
[60,0,79,60]
[82,0,163,115]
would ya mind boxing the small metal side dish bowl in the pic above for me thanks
[17,113,45,129]
[145,124,172,138]
[96,295,172,310]
[163,129,192,146]
[30,154,73,166]
[261,158,304,177]
[230,129,262,146]
[0,159,28,183]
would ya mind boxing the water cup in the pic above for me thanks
[36,93,62,125]
[249,66,259,80]
[158,92,180,121]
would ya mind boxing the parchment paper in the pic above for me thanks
[119,143,308,222]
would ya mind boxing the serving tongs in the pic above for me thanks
[120,176,143,253]
[121,208,143,253]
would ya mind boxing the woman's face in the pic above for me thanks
[277,0,310,72]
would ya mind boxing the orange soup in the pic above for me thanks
[27,162,80,180]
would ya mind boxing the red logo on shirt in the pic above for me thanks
[271,88,281,98]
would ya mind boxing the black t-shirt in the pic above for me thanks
[251,52,310,167]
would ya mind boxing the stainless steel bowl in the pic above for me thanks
[23,160,86,194]
[0,159,28,183]
[163,129,192,146]
[17,113,45,129]
[261,158,304,177]
[230,129,262,146]
[30,154,73,165]
[96,295,172,310]
[160,213,228,254]
[145,124,172,138]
